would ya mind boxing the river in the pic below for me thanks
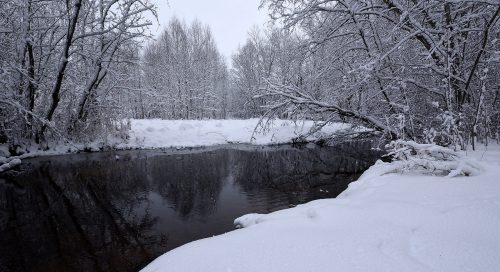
[0,142,382,272]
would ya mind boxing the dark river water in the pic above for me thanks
[0,142,382,272]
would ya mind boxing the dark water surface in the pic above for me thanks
[0,142,381,272]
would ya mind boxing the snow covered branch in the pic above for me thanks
[386,140,483,177]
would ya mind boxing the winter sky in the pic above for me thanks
[150,0,269,60]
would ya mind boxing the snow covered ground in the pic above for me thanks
[0,119,348,172]
[141,144,500,272]
[123,118,348,148]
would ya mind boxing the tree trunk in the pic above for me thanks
[39,0,83,141]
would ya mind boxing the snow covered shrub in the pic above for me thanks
[424,111,464,150]
[114,119,131,141]
[385,140,482,177]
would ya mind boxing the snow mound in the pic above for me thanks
[386,140,483,177]
[0,158,21,172]
[234,213,265,228]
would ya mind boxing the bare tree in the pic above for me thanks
[254,0,500,147]
[141,18,229,120]
[0,0,156,150]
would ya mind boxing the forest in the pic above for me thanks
[1,1,500,272]
[1,0,499,152]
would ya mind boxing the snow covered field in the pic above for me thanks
[123,119,348,148]
[0,119,348,172]
[141,145,500,272]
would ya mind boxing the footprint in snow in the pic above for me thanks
[307,208,318,219]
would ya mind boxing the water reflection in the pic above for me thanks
[0,143,381,272]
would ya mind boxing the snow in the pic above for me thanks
[0,158,21,172]
[122,119,349,149]
[0,119,349,172]
[141,144,500,272]
[386,140,484,177]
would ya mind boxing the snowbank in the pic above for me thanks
[0,158,21,172]
[122,119,348,149]
[141,144,500,272]
[0,119,348,172]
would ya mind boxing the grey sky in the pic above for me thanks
[150,0,269,59]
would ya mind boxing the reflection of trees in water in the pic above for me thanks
[230,143,381,209]
[233,144,379,190]
[0,158,167,272]
[0,143,381,272]
[148,151,228,219]
[0,150,230,272]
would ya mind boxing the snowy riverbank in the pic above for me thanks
[0,119,349,172]
[122,119,349,148]
[141,144,500,272]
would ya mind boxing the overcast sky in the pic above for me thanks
[150,0,269,59]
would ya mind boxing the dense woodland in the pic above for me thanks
[141,18,229,120]
[1,0,499,152]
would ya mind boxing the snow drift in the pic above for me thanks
[141,145,500,272]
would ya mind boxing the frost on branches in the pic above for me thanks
[1,0,499,155]
[249,0,500,149]
[385,140,483,177]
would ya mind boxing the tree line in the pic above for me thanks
[1,0,499,152]
[140,18,229,120]
[233,0,500,149]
